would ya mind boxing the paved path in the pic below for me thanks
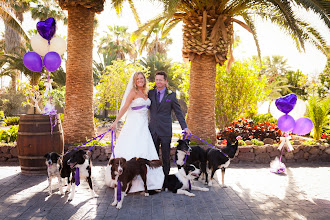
[0,162,329,220]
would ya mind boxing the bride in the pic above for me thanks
[105,71,164,192]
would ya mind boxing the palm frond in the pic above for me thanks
[161,17,182,38]
[131,15,166,42]
[0,1,29,41]
[240,13,262,61]
[128,0,141,26]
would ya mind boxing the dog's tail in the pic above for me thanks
[146,159,163,169]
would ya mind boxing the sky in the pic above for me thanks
[1,0,330,87]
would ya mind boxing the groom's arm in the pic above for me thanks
[171,93,187,130]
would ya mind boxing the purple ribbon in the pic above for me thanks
[188,180,191,192]
[131,105,150,110]
[117,179,121,202]
[111,130,116,158]
[182,132,229,158]
[75,167,80,186]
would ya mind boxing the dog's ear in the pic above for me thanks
[44,153,49,158]
[184,139,190,145]
[109,158,115,166]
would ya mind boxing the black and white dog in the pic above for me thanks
[175,139,208,184]
[206,141,239,187]
[60,149,98,201]
[44,152,64,195]
[164,164,209,196]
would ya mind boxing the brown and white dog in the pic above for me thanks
[109,157,162,209]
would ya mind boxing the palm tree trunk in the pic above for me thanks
[5,24,21,91]
[187,54,217,144]
[63,5,96,144]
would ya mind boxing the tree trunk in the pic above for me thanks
[187,54,217,144]
[63,5,96,144]
[5,24,21,91]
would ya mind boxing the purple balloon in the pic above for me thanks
[275,94,297,114]
[292,117,313,135]
[36,17,56,41]
[23,52,43,72]
[43,52,61,72]
[277,114,295,132]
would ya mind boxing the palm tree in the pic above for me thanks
[57,0,107,144]
[98,25,136,62]
[1,0,31,91]
[135,0,330,143]
[263,55,290,83]
[31,0,68,24]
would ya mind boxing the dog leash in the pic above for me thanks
[68,128,116,186]
[182,132,229,159]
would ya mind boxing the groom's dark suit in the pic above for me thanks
[148,88,187,177]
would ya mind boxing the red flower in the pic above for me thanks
[249,135,253,139]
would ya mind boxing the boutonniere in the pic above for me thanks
[166,99,171,102]
[167,90,173,95]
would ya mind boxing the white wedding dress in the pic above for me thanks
[105,98,164,192]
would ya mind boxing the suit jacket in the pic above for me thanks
[148,88,187,137]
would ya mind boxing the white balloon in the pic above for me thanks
[31,34,49,56]
[289,99,306,120]
[49,37,66,55]
[257,101,270,115]
[269,100,284,119]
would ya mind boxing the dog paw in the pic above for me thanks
[208,181,213,187]
[145,193,149,197]
[201,188,209,191]
[93,193,99,198]
[221,185,227,188]
[112,201,118,206]
[116,204,122,209]
[188,193,195,197]
[67,197,73,202]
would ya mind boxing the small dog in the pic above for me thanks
[44,152,64,195]
[175,139,208,184]
[206,141,239,187]
[60,149,98,201]
[110,157,162,209]
[164,164,209,196]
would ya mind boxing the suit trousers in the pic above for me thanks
[151,133,171,176]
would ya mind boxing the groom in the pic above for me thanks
[148,71,191,184]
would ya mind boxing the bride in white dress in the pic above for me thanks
[105,72,164,192]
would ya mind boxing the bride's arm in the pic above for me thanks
[110,90,135,130]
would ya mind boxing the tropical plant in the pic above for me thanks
[318,46,330,98]
[215,59,269,128]
[134,0,330,144]
[285,70,309,99]
[171,61,190,101]
[95,59,147,114]
[307,94,330,140]
[98,25,137,63]
[263,55,290,82]
[140,53,179,89]
[30,0,68,24]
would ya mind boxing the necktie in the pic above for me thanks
[157,91,161,103]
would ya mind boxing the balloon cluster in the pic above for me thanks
[270,94,313,135]
[23,17,66,72]
[269,94,313,175]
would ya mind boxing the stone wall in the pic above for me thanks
[1,143,329,163]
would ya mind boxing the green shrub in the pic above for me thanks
[9,125,18,142]
[0,111,4,120]
[109,114,116,122]
[302,140,317,145]
[74,139,108,146]
[251,139,264,146]
[0,130,10,143]
[59,113,64,123]
[3,116,20,126]
[0,125,19,143]
[251,113,277,124]
[238,139,246,146]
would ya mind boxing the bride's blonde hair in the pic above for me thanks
[132,71,148,94]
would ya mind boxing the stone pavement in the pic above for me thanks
[0,162,329,220]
